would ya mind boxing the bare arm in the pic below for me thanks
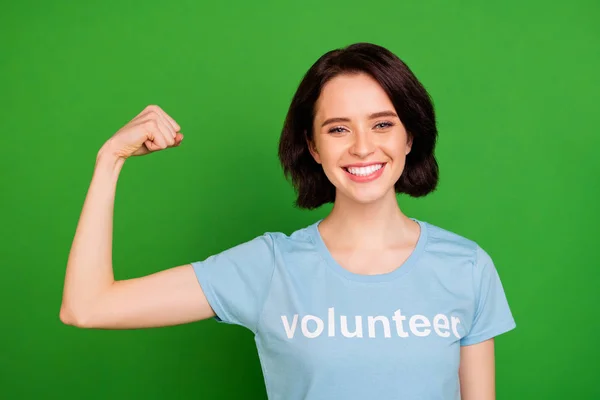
[59,105,215,329]
[459,338,496,400]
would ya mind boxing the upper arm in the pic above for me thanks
[62,233,276,331]
[459,338,495,400]
[460,246,516,346]
[190,233,276,333]
[62,264,216,329]
[457,245,515,399]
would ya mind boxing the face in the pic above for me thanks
[309,72,412,205]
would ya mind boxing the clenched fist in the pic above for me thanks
[101,105,184,160]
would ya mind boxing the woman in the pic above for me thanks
[60,42,516,399]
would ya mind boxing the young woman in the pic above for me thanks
[60,42,516,399]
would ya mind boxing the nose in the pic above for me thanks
[349,129,375,158]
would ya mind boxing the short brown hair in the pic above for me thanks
[278,42,439,209]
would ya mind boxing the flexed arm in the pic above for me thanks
[59,105,215,329]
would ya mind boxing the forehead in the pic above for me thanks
[314,73,395,120]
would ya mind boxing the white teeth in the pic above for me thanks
[346,164,383,176]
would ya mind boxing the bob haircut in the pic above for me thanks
[278,42,439,210]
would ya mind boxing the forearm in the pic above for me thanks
[60,147,125,325]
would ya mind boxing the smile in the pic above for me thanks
[342,163,386,182]
[345,163,384,176]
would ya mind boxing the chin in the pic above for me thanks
[338,186,396,205]
[331,166,400,205]
[324,162,403,206]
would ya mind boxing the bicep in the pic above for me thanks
[459,338,496,400]
[75,264,215,329]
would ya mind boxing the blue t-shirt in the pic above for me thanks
[191,218,516,400]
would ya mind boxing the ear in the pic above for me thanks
[306,131,322,164]
[405,133,413,155]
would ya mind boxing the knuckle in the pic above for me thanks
[144,119,159,130]
[145,104,160,112]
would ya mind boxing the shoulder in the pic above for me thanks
[262,220,319,252]
[420,219,489,266]
[419,220,501,296]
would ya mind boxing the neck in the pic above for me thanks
[320,189,413,249]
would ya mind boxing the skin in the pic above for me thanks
[60,78,495,398]
[60,106,214,330]
[309,72,496,400]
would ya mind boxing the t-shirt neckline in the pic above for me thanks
[308,217,428,283]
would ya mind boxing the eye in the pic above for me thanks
[374,121,394,130]
[328,126,348,134]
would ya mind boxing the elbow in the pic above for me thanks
[59,303,92,328]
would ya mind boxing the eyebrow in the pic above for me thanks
[320,111,399,127]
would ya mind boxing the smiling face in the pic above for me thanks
[309,72,413,205]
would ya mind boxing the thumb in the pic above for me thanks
[174,132,184,146]
[144,139,163,152]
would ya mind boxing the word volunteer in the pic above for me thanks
[281,307,463,339]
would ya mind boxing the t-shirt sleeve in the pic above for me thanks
[191,233,275,334]
[460,245,516,346]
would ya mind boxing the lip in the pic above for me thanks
[342,162,387,183]
[342,161,386,168]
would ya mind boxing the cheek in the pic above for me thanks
[388,126,410,148]
[381,136,409,157]
[314,143,346,179]
[315,137,344,163]
[319,152,341,175]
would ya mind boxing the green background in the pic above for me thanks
[1,0,598,398]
